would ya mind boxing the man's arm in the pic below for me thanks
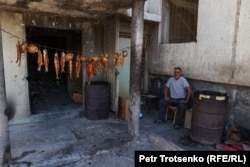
[164,86,169,100]
[184,86,192,103]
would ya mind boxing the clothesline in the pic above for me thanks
[1,27,141,55]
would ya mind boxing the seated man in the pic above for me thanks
[156,67,192,129]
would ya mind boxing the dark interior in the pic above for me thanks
[26,27,82,114]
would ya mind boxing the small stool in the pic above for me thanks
[165,105,178,124]
[142,94,158,112]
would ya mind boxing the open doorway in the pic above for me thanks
[26,27,82,114]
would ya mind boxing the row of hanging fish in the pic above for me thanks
[15,40,50,72]
[40,51,75,79]
[15,40,128,81]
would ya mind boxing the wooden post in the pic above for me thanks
[128,0,145,136]
[0,24,11,166]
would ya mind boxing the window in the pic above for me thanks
[169,0,198,43]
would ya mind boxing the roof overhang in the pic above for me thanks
[0,0,133,20]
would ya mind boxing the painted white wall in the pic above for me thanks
[145,0,162,15]
[152,0,250,87]
[234,0,250,84]
[193,0,236,83]
[0,11,30,121]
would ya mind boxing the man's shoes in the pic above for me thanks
[155,120,165,124]
[174,125,181,130]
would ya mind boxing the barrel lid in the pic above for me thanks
[194,90,229,101]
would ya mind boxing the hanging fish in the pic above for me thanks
[91,55,99,62]
[79,55,86,62]
[75,54,81,78]
[16,40,21,66]
[65,53,74,62]
[86,56,99,85]
[65,53,74,79]
[100,54,108,69]
[54,52,60,79]
[113,52,119,66]
[27,44,38,54]
[16,41,27,66]
[120,50,128,66]
[20,41,27,54]
[37,49,43,71]
[43,49,49,72]
[118,52,125,66]
[122,50,128,57]
[69,59,73,79]
[60,52,66,73]
[86,59,94,85]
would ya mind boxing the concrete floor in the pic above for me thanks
[8,108,217,167]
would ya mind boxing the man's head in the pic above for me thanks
[174,67,182,80]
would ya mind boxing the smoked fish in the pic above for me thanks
[43,49,49,72]
[54,52,60,79]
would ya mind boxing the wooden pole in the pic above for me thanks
[128,0,145,136]
[0,23,11,166]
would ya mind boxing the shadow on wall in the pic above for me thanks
[6,100,15,121]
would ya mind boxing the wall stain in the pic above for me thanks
[231,0,242,80]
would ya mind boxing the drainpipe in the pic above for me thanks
[128,0,145,136]
[0,24,11,166]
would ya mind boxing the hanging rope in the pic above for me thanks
[1,27,133,82]
[0,27,135,54]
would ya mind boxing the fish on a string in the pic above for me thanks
[112,50,128,67]
[16,41,39,66]
[100,54,108,69]
[119,50,128,66]
[37,49,43,71]
[60,52,66,73]
[19,41,28,53]
[65,53,74,79]
[54,52,60,79]
[79,55,86,62]
[27,44,39,54]
[43,49,49,72]
[113,52,120,66]
[86,55,99,85]
[75,54,81,78]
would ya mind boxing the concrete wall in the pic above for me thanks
[0,11,30,121]
[124,0,162,22]
[148,0,250,129]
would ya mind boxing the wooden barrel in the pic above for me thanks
[85,81,110,120]
[190,90,229,145]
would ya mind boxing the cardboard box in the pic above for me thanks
[118,97,129,121]
[184,110,192,129]
[72,92,83,104]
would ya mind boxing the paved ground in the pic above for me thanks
[8,108,217,167]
